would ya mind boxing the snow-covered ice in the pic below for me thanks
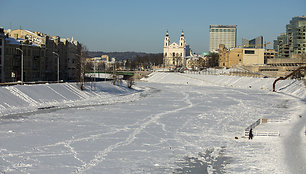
[0,72,305,174]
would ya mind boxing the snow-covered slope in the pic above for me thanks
[144,72,306,99]
[1,72,305,118]
[0,82,144,117]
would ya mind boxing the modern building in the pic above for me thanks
[163,31,187,68]
[264,49,277,63]
[219,44,305,78]
[218,44,264,68]
[274,15,306,58]
[256,56,306,77]
[209,25,237,52]
[274,33,290,58]
[242,36,263,48]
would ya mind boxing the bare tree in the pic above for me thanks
[76,45,88,90]
[207,52,219,67]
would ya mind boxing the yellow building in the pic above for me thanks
[219,44,243,67]
[101,55,109,62]
[243,49,265,65]
[219,44,265,67]
[9,29,47,46]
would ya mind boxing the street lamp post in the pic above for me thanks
[52,52,59,83]
[16,48,23,84]
[75,54,82,83]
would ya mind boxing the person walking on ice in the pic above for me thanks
[249,128,253,140]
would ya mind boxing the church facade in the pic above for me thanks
[163,31,187,68]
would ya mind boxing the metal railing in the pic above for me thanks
[244,130,280,137]
[244,118,281,137]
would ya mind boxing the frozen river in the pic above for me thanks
[0,78,304,173]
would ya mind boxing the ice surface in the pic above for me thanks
[0,72,305,173]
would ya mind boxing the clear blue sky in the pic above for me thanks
[1,0,305,53]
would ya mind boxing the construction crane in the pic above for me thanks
[264,42,271,50]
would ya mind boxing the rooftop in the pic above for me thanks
[210,25,237,28]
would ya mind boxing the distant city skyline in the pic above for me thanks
[0,0,305,53]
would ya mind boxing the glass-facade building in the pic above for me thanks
[242,36,263,49]
[209,25,237,52]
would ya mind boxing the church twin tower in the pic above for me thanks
[163,31,187,68]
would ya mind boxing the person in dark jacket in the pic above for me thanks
[249,128,253,140]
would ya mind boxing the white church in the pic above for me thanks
[163,31,190,68]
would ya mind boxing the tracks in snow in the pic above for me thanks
[73,90,194,173]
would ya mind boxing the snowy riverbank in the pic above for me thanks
[0,82,147,117]
[1,72,304,118]
[0,72,305,173]
[144,72,306,99]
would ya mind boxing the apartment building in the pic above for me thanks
[0,28,5,82]
[274,16,306,58]
[0,28,82,83]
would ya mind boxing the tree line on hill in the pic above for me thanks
[88,51,149,60]
[125,53,163,70]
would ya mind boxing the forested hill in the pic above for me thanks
[88,51,161,60]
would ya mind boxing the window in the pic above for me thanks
[244,50,255,54]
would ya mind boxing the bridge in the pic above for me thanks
[86,71,134,76]
[85,71,135,81]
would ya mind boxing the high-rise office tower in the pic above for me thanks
[209,25,237,52]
